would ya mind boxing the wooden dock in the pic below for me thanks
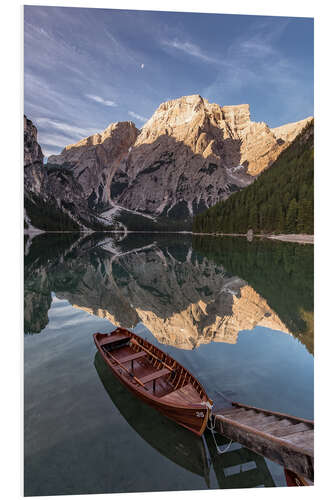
[211,401,314,482]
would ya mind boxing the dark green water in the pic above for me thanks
[24,233,314,496]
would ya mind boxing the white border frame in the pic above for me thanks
[1,1,330,500]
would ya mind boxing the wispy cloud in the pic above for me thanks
[86,94,117,107]
[201,21,313,124]
[162,39,220,64]
[38,133,72,150]
[35,118,98,139]
[128,111,148,123]
[34,117,102,157]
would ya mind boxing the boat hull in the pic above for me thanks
[93,330,211,436]
[94,351,211,482]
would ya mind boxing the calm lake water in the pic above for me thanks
[24,232,314,496]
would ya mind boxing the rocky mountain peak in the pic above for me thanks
[140,95,251,144]
[41,95,313,223]
[47,120,140,210]
[53,120,138,158]
[114,96,278,216]
[140,94,207,141]
[157,93,205,110]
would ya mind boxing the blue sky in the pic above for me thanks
[24,6,313,158]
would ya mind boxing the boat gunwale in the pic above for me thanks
[93,329,211,411]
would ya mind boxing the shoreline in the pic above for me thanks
[264,234,314,244]
[23,229,314,244]
[192,232,314,244]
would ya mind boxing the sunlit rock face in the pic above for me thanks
[47,95,313,219]
[54,241,289,349]
[272,117,313,144]
[112,96,311,213]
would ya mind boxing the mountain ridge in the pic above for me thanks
[25,94,313,231]
[47,94,312,221]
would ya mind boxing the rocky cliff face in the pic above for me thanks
[272,117,313,144]
[24,116,122,231]
[24,115,44,167]
[47,95,312,221]
[48,121,139,211]
[24,115,47,197]
[114,97,252,218]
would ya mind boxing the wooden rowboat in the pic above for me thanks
[94,351,211,484]
[93,328,212,436]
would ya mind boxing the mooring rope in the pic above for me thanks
[200,400,233,455]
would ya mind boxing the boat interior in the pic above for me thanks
[100,331,204,404]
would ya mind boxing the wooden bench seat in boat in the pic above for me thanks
[160,383,202,404]
[100,333,130,346]
[139,368,170,385]
[118,351,147,363]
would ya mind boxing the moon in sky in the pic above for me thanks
[140,63,144,69]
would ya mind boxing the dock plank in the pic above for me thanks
[255,419,295,434]
[233,414,278,428]
[272,423,310,437]
[231,402,314,425]
[283,430,314,449]
[219,408,247,418]
[212,404,314,481]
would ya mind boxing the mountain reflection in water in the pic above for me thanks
[24,232,313,354]
[24,232,313,495]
